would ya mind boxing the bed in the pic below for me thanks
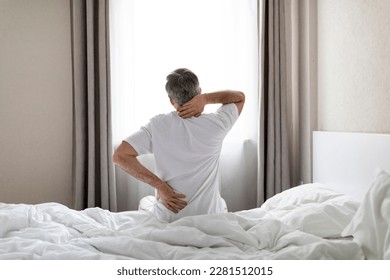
[1,131,389,260]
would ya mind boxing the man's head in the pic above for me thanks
[165,68,201,106]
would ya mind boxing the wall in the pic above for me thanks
[0,0,73,206]
[318,0,390,133]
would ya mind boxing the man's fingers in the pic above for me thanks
[165,202,179,213]
[167,206,176,213]
[174,193,186,198]
[159,184,187,213]
[180,101,194,109]
[164,197,187,213]
[179,108,194,116]
[166,201,185,213]
[171,203,185,210]
[173,198,187,206]
[179,110,199,119]
[178,106,190,113]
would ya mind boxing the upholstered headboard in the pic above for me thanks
[312,131,390,202]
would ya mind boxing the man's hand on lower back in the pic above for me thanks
[156,182,187,213]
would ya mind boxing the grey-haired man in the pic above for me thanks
[113,68,244,222]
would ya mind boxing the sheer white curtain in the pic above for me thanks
[110,0,258,212]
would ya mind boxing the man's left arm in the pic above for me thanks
[113,141,187,213]
[178,90,245,118]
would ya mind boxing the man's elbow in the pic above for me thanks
[238,91,245,103]
[235,91,245,115]
[113,141,139,167]
[112,150,123,166]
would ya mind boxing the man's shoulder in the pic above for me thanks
[151,111,176,119]
[149,111,179,125]
[208,103,239,130]
[217,103,238,114]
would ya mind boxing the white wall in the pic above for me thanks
[0,0,73,206]
[318,0,390,133]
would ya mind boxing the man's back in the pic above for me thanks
[125,103,238,222]
[113,68,244,222]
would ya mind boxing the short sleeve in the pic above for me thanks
[214,103,239,131]
[124,123,152,155]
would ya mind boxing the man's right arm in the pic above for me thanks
[178,90,245,118]
[113,141,187,213]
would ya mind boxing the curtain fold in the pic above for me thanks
[258,0,291,205]
[71,0,117,211]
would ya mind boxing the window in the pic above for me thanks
[110,0,258,145]
[110,0,258,211]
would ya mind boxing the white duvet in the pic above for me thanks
[342,169,390,259]
[0,184,365,260]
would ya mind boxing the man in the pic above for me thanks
[113,68,245,222]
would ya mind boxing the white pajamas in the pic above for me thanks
[125,103,238,222]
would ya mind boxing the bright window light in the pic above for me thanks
[110,0,258,145]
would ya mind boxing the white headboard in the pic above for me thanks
[313,131,390,201]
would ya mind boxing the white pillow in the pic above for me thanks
[261,183,360,238]
[261,183,354,209]
[342,169,390,260]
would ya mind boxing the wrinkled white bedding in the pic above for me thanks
[342,169,390,259]
[0,187,364,260]
[259,183,360,238]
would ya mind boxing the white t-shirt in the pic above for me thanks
[124,103,239,222]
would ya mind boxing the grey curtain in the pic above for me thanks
[70,0,117,211]
[258,0,291,205]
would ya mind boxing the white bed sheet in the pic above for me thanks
[0,184,364,260]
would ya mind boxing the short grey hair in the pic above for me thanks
[165,68,200,105]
